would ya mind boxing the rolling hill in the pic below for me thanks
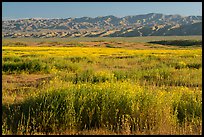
[2,13,202,38]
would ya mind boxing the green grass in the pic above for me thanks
[148,40,202,47]
[2,39,202,135]
[2,59,50,74]
[2,81,202,135]
[2,36,202,43]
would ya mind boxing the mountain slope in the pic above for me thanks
[2,13,202,38]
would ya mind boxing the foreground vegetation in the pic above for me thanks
[2,38,202,135]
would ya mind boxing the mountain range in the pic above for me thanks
[2,13,202,38]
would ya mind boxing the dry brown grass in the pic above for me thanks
[2,74,53,104]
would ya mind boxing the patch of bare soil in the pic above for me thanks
[19,41,174,49]
[2,74,53,92]
[78,41,173,49]
[2,74,54,104]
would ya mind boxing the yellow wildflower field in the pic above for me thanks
[2,43,202,135]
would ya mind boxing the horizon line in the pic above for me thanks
[2,12,202,21]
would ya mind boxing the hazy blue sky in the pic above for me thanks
[2,2,202,20]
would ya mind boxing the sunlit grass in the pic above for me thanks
[2,45,202,135]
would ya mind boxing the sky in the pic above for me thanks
[2,2,202,20]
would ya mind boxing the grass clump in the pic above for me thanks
[173,91,202,124]
[2,59,50,74]
[2,81,202,134]
[106,44,115,48]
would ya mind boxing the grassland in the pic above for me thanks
[2,37,202,135]
[2,35,202,43]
